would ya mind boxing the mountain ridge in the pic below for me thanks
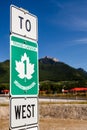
[39,56,87,81]
[0,57,87,83]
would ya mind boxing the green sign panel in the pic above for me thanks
[10,35,38,96]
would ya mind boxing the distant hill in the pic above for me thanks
[0,60,9,83]
[39,56,87,81]
[0,56,87,83]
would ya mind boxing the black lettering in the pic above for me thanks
[18,16,24,29]
[31,104,35,117]
[27,105,31,118]
[22,105,26,118]
[15,105,21,119]
[25,19,31,32]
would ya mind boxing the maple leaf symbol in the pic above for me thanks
[15,53,34,80]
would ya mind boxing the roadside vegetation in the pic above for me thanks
[39,80,87,99]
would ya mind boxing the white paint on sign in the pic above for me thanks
[10,97,38,129]
[10,5,38,41]
[27,126,38,130]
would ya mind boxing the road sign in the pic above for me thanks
[10,97,38,129]
[10,5,39,130]
[10,34,38,96]
[10,5,38,41]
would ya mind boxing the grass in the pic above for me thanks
[39,93,87,99]
[0,103,9,106]
[39,101,87,105]
[0,101,87,106]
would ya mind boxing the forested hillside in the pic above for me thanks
[39,56,87,82]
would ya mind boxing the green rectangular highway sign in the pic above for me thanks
[10,34,38,96]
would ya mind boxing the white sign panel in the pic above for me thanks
[10,97,38,129]
[10,5,38,41]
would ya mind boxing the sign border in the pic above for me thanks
[10,125,38,130]
[27,126,38,130]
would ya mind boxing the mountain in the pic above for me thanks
[0,56,87,83]
[39,56,87,81]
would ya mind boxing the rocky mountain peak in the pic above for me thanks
[39,56,59,64]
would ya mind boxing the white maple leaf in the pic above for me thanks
[15,53,34,80]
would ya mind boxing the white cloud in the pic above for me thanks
[75,38,87,43]
[68,38,87,46]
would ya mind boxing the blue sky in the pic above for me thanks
[0,0,87,71]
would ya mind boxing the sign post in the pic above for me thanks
[10,5,38,130]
